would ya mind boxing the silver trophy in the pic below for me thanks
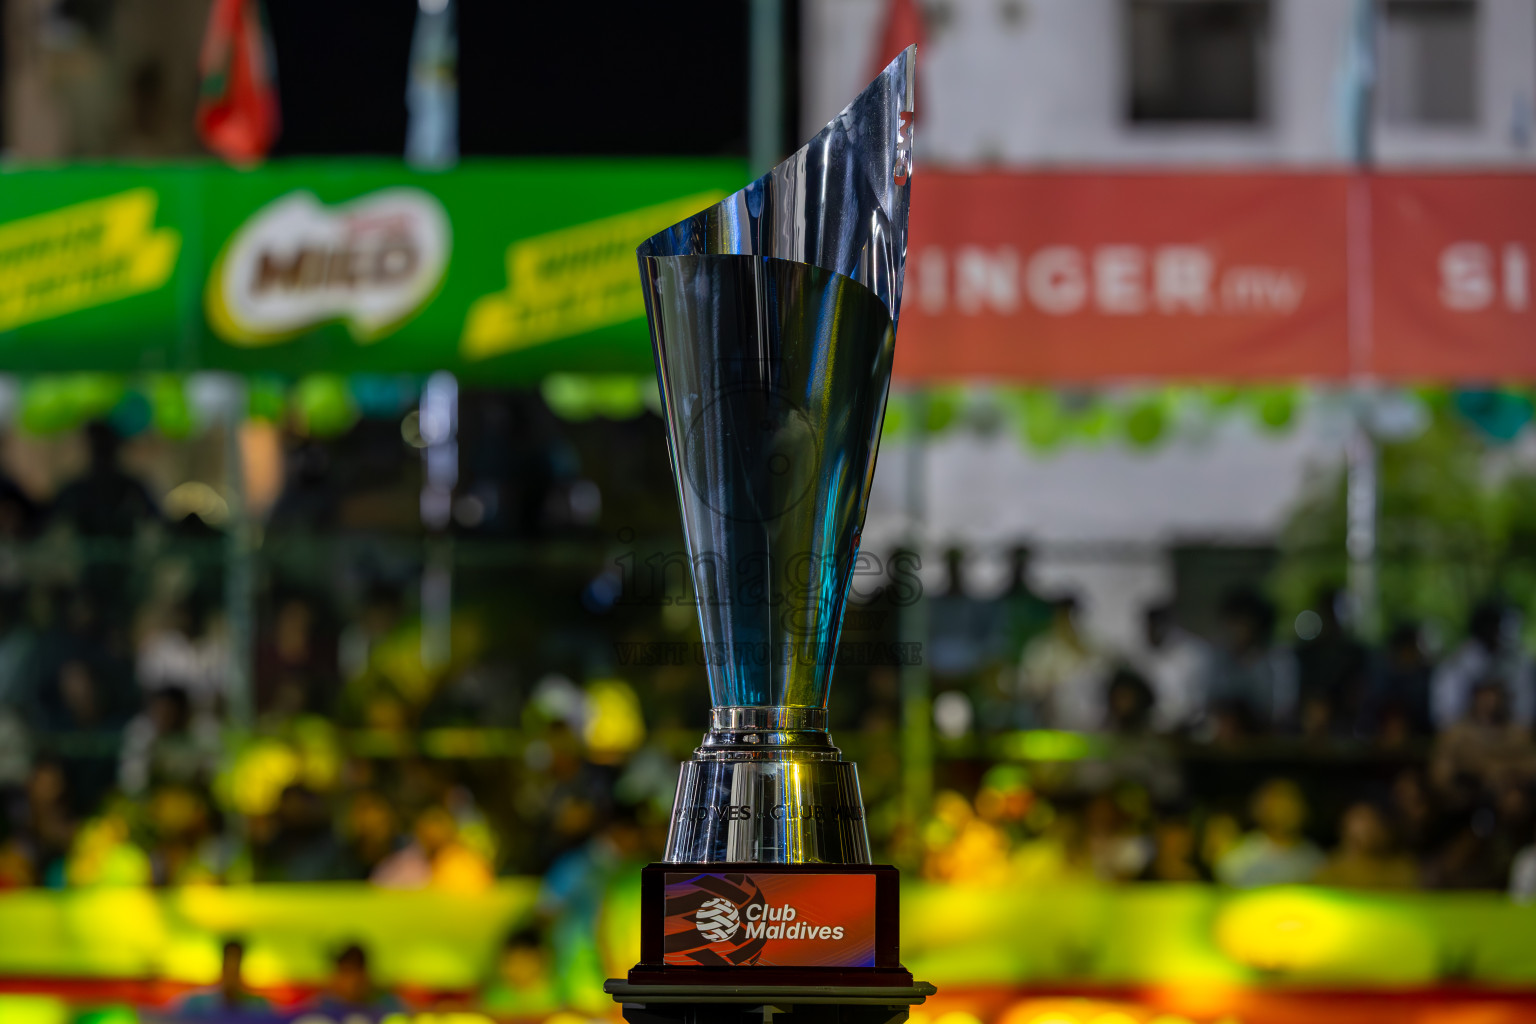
[637,47,914,867]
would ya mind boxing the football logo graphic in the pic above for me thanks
[695,896,742,943]
[664,872,768,965]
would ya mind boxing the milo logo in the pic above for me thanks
[206,187,450,346]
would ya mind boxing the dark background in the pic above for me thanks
[265,0,800,158]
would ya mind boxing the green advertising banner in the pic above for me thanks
[0,160,743,381]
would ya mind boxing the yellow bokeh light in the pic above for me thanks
[0,996,67,1024]
[1213,888,1353,973]
[159,933,222,984]
[582,678,646,761]
[239,943,291,989]
[998,999,1159,1024]
[935,1012,987,1024]
[223,738,303,816]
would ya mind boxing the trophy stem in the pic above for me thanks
[697,705,839,757]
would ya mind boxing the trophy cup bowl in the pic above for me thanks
[638,47,914,869]
[610,48,931,1019]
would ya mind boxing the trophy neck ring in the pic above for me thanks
[695,705,842,762]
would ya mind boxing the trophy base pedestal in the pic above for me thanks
[618,863,930,1021]
[604,979,937,1024]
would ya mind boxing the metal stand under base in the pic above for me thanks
[605,980,936,1024]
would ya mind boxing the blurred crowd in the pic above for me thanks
[919,766,1536,899]
[915,549,1536,899]
[0,416,1533,925]
[920,544,1532,745]
[0,421,664,913]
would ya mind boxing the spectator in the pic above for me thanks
[50,422,160,541]
[1208,589,1297,733]
[1294,587,1369,734]
[1082,791,1152,881]
[339,582,406,684]
[177,939,270,1015]
[48,422,160,623]
[988,545,1052,669]
[1388,768,1438,858]
[1424,806,1516,890]
[1079,676,1182,802]
[38,658,127,808]
[119,686,221,797]
[1012,801,1094,884]
[0,835,32,888]
[1140,811,1209,882]
[6,757,75,887]
[249,784,344,883]
[371,804,494,892]
[147,784,230,886]
[339,789,404,880]
[135,596,228,716]
[927,548,993,683]
[0,588,38,716]
[1433,602,1535,729]
[255,591,339,718]
[0,590,36,794]
[1137,603,1210,734]
[1017,595,1108,730]
[1104,667,1157,735]
[518,719,612,869]
[32,589,131,722]
[1215,779,1324,888]
[0,710,30,800]
[481,925,559,1017]
[1314,803,1419,889]
[64,800,151,886]
[266,440,339,534]
[1431,680,1536,796]
[538,806,648,1012]
[0,473,40,592]
[1511,824,1536,904]
[311,943,403,1015]
[1362,623,1435,740]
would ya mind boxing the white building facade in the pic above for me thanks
[804,0,1536,167]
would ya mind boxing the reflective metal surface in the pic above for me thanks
[639,47,914,711]
[639,47,913,328]
[643,256,895,710]
[696,705,839,759]
[664,758,871,864]
[638,50,914,864]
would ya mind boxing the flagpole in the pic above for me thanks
[749,0,784,177]
[1344,0,1379,639]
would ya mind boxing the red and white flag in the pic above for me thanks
[869,0,925,80]
[195,0,281,163]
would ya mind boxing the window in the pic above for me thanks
[1380,1,1478,126]
[1127,0,1270,124]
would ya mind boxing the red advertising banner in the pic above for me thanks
[1372,174,1536,381]
[661,870,876,968]
[896,172,1353,382]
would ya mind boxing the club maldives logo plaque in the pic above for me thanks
[607,44,932,1023]
[664,872,876,969]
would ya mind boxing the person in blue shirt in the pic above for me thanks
[310,942,405,1015]
[177,939,272,1016]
